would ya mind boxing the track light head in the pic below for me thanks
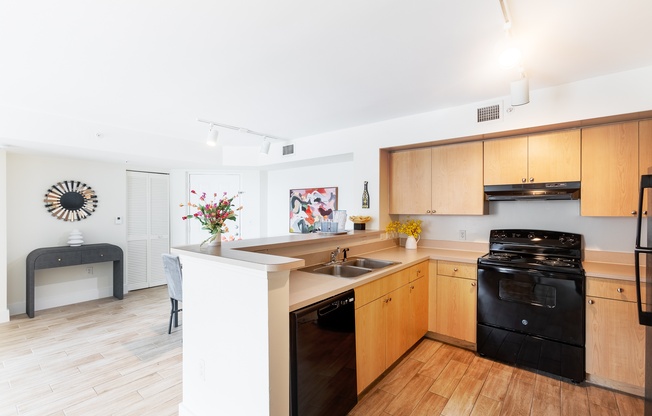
[206,124,219,146]
[260,137,271,154]
[511,73,530,106]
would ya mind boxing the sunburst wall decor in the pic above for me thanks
[44,180,98,221]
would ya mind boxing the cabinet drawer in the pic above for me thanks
[82,248,121,263]
[355,269,409,308]
[437,261,476,280]
[408,261,429,282]
[34,252,82,269]
[587,277,642,302]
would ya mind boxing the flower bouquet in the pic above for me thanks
[386,218,422,249]
[181,190,242,245]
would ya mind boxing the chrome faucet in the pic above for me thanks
[329,246,350,264]
[330,247,341,263]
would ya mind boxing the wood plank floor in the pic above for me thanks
[351,338,645,416]
[0,286,645,415]
[0,286,182,416]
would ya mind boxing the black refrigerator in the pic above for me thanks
[635,174,652,415]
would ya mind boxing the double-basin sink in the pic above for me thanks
[299,257,400,278]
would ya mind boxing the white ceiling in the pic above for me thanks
[1,0,652,167]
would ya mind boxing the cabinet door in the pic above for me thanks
[638,120,652,217]
[432,142,486,215]
[408,276,428,346]
[385,285,410,365]
[586,296,645,388]
[581,122,639,216]
[528,130,580,183]
[355,298,386,393]
[483,136,528,185]
[435,275,477,343]
[389,148,432,214]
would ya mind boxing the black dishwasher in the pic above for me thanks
[290,290,356,416]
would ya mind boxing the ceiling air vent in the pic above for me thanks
[282,144,294,155]
[477,103,502,123]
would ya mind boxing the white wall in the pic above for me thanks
[0,150,8,322]
[266,156,358,237]
[253,67,652,252]
[6,154,128,315]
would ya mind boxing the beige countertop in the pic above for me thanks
[173,231,643,310]
[289,246,484,311]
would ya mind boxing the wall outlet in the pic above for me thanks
[86,267,93,275]
[459,230,467,240]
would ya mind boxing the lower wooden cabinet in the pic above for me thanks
[354,261,429,393]
[430,260,477,345]
[586,277,645,395]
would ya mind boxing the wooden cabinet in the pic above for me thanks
[389,148,431,215]
[389,142,485,215]
[354,261,429,393]
[484,130,581,185]
[407,262,429,347]
[586,277,645,395]
[581,122,639,216]
[431,141,485,215]
[432,261,477,344]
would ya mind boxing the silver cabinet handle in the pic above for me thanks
[529,177,534,182]
[588,299,594,305]
[617,288,623,293]
[471,282,476,287]
[521,178,526,183]
[453,267,458,272]
[426,210,431,213]
[632,210,637,215]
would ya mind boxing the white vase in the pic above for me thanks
[405,235,419,250]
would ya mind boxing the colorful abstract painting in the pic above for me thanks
[289,187,338,233]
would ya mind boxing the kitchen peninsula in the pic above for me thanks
[171,231,483,416]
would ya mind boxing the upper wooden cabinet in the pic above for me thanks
[484,130,581,185]
[389,142,485,215]
[581,122,639,216]
[640,120,652,176]
[389,148,431,215]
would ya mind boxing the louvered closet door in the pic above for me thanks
[127,171,169,290]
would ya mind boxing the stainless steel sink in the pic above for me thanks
[299,257,400,277]
[310,264,372,277]
[341,257,400,269]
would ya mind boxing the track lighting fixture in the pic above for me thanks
[260,137,271,154]
[499,0,530,106]
[198,119,284,153]
[511,70,530,106]
[206,124,219,146]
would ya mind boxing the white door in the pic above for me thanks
[127,171,170,290]
[186,173,241,244]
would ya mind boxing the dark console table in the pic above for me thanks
[26,243,124,318]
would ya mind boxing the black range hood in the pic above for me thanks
[484,181,581,201]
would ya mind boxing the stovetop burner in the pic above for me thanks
[478,229,584,274]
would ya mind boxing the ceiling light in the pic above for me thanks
[511,71,530,106]
[198,118,286,150]
[260,137,271,154]
[206,124,219,146]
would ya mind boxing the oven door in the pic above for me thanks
[477,264,585,346]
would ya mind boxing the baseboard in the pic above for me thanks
[425,331,477,351]
[585,373,645,397]
[8,287,114,316]
[0,308,8,323]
